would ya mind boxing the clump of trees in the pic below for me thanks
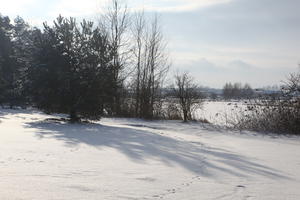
[0,0,171,122]
[0,14,118,121]
[223,82,254,99]
[28,16,115,121]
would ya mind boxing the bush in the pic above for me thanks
[231,99,300,134]
[230,68,300,135]
[165,102,182,120]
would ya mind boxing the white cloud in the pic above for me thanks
[48,0,233,18]
[0,0,233,21]
[49,0,108,18]
[0,0,37,16]
[132,0,233,12]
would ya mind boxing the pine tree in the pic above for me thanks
[28,16,114,121]
[0,14,15,106]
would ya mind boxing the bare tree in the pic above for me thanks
[283,66,300,96]
[172,72,203,122]
[131,13,169,119]
[99,0,131,115]
[131,11,145,116]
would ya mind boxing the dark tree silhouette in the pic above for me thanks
[28,16,114,121]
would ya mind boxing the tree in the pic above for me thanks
[28,16,114,121]
[0,14,21,107]
[131,13,169,119]
[172,72,203,122]
[11,16,34,106]
[99,0,131,115]
[0,14,13,104]
[223,82,233,99]
[0,15,34,107]
[131,11,145,116]
[241,83,254,99]
[283,67,300,96]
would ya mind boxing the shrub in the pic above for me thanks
[231,68,300,135]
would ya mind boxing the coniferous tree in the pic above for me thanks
[28,16,113,121]
[11,16,34,106]
[0,15,33,107]
[0,14,15,106]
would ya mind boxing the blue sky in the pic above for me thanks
[1,0,299,88]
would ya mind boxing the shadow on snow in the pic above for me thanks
[22,117,290,180]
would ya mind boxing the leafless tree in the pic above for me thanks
[131,13,169,119]
[132,12,169,118]
[172,72,203,122]
[99,0,131,115]
[131,11,145,116]
[283,66,300,96]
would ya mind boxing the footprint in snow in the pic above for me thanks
[236,185,246,188]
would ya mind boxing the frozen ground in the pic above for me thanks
[1,108,300,200]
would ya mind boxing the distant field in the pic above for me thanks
[193,100,249,126]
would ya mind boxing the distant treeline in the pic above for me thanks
[222,82,254,99]
[199,83,280,100]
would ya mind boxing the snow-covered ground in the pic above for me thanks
[194,101,248,126]
[1,108,300,200]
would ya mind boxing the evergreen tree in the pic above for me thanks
[0,15,33,107]
[0,14,15,106]
[28,16,113,121]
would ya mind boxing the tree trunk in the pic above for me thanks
[70,109,79,123]
[183,110,188,122]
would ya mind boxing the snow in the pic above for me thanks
[194,101,248,126]
[1,108,300,199]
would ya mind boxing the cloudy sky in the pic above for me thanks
[1,0,299,88]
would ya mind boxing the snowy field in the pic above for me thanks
[1,108,300,200]
[194,101,248,126]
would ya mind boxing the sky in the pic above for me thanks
[0,0,299,88]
